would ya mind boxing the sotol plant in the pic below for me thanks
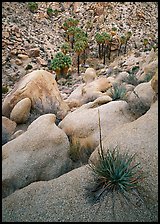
[87,109,146,208]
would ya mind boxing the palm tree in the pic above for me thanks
[61,42,71,55]
[118,35,126,56]
[124,30,132,53]
[143,38,149,50]
[73,40,85,74]
[75,32,88,64]
[95,33,105,59]
[101,32,112,64]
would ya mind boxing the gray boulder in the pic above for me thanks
[2,114,72,198]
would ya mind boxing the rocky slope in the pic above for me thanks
[2,2,158,222]
[2,2,158,99]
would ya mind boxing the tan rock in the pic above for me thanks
[10,130,24,140]
[151,70,158,94]
[65,77,113,108]
[37,57,47,66]
[82,68,97,84]
[10,98,31,124]
[3,31,9,38]
[2,70,70,120]
[17,54,29,60]
[28,48,40,57]
[15,58,23,65]
[2,116,17,135]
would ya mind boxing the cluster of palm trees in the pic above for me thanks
[95,27,132,65]
[62,18,89,74]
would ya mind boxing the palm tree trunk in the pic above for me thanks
[103,45,106,65]
[124,40,128,54]
[98,44,101,59]
[118,44,122,56]
[83,49,86,64]
[78,54,80,74]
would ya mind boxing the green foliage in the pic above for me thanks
[142,73,152,82]
[87,109,145,204]
[47,7,54,16]
[2,85,9,94]
[47,8,59,17]
[62,17,79,31]
[95,33,105,45]
[61,42,71,55]
[74,40,86,55]
[88,146,145,202]
[125,30,132,41]
[143,38,148,47]
[50,52,72,72]
[102,32,112,44]
[111,83,127,100]
[120,35,127,45]
[28,2,38,12]
[123,72,139,86]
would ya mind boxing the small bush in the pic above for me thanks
[28,2,38,13]
[2,85,9,94]
[111,83,127,100]
[124,72,139,86]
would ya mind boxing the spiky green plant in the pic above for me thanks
[87,109,145,205]
[28,2,38,13]
[123,72,139,86]
[89,146,145,202]
[111,83,126,100]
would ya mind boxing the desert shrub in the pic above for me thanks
[111,83,127,100]
[47,7,54,16]
[123,72,139,86]
[28,2,38,12]
[2,85,9,94]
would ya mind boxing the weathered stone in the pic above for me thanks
[2,116,17,135]
[2,114,72,198]
[2,70,70,120]
[15,58,23,65]
[59,100,134,154]
[17,54,29,60]
[28,48,40,57]
[65,77,113,108]
[10,97,31,124]
[82,67,97,84]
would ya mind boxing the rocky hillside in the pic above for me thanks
[2,2,158,98]
[2,2,158,222]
